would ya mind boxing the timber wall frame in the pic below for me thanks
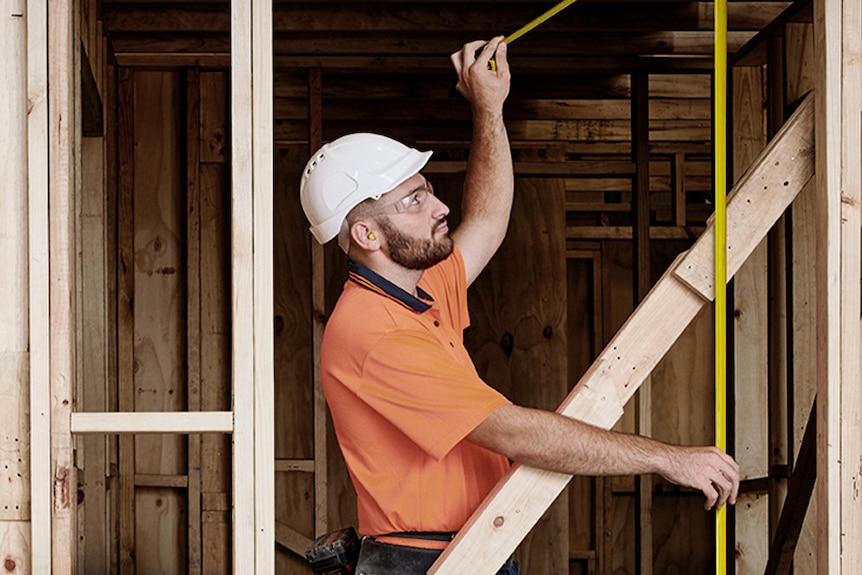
[15,0,277,572]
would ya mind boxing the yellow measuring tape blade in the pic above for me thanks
[486,0,581,70]
[505,0,581,45]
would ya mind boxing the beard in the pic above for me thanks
[377,216,454,270]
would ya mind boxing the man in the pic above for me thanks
[300,37,739,574]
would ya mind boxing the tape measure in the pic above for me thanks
[487,0,581,70]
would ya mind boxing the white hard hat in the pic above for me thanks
[300,133,433,250]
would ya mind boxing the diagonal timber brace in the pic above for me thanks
[429,93,814,575]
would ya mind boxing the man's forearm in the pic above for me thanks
[469,403,740,510]
[472,403,671,477]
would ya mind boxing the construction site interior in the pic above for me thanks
[9,0,860,573]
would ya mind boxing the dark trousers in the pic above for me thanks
[355,537,520,575]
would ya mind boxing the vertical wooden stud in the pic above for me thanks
[27,0,51,570]
[785,21,818,573]
[631,70,653,575]
[230,0,256,567]
[117,66,136,574]
[2,0,34,570]
[839,0,862,568]
[731,64,770,575]
[48,0,79,570]
[308,67,329,537]
[252,0,275,568]
[80,134,110,574]
[813,0,844,571]
[187,67,203,575]
[231,0,276,569]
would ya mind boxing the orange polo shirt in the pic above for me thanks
[320,246,511,537]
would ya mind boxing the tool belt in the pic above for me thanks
[310,528,517,575]
[355,532,454,575]
[355,532,519,575]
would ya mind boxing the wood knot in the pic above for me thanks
[499,333,514,357]
[493,516,505,528]
[5,558,17,572]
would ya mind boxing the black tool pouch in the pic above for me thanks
[306,527,361,574]
[354,537,443,575]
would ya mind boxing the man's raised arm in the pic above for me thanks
[449,37,515,286]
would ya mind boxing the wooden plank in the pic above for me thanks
[275,459,315,473]
[135,474,189,488]
[71,412,234,434]
[430,93,816,575]
[270,97,713,123]
[102,3,789,34]
[49,0,79,570]
[813,0,842,571]
[252,0,275,570]
[114,53,716,74]
[274,521,314,557]
[111,29,754,60]
[27,0,51,569]
[630,71,652,575]
[730,64,769,575]
[103,51,121,575]
[672,94,814,301]
[838,0,862,568]
[199,158,232,575]
[308,67,328,538]
[424,160,636,176]
[80,135,110,574]
[186,67,203,575]
[566,226,702,240]
[230,0,256,569]
[784,21,819,574]
[2,9,32,575]
[116,65,136,575]
[131,71,187,570]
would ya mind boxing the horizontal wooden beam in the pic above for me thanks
[566,225,703,239]
[70,411,234,434]
[272,97,712,122]
[275,459,315,473]
[109,30,756,58]
[425,160,636,176]
[134,474,189,488]
[113,52,718,73]
[103,3,790,33]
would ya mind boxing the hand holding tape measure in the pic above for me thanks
[479,0,581,70]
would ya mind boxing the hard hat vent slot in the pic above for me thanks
[305,153,325,176]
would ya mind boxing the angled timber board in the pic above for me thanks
[429,92,814,575]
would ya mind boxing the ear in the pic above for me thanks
[349,220,381,251]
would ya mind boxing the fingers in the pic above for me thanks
[699,448,740,510]
[450,39,487,73]
[450,37,508,74]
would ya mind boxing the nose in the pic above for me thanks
[429,193,450,219]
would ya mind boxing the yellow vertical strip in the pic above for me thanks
[714,0,728,573]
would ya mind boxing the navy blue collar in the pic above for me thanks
[347,260,433,313]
